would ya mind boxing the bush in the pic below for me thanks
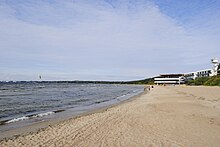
[204,76,220,86]
[194,77,209,85]
[187,76,220,86]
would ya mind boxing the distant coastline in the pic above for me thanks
[0,78,155,85]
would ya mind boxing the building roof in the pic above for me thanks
[160,74,184,76]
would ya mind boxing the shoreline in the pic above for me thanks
[0,86,148,141]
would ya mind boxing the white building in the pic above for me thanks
[154,74,185,85]
[184,72,196,81]
[196,69,212,78]
[184,58,219,81]
[155,58,220,84]
[210,58,220,76]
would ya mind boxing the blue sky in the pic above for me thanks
[0,0,220,81]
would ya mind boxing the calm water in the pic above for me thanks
[0,82,143,129]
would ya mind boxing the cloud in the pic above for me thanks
[0,0,219,81]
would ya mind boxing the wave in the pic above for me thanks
[0,109,65,125]
[6,116,29,124]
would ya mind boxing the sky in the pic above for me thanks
[0,0,220,81]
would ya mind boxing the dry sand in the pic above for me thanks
[1,86,220,147]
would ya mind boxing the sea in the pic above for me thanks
[0,82,144,133]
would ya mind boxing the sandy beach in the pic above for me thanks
[1,86,220,147]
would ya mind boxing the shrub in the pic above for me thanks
[187,76,220,86]
[194,77,209,85]
[204,76,220,86]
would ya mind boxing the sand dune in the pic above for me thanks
[1,86,220,147]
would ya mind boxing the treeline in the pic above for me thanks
[186,76,220,86]
[52,77,154,85]
[124,78,154,85]
[0,78,154,85]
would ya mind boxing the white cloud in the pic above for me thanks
[0,0,219,81]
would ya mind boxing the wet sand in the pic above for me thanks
[1,86,220,147]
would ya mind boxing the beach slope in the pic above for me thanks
[1,86,220,147]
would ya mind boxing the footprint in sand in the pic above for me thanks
[209,118,214,124]
[198,97,205,100]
